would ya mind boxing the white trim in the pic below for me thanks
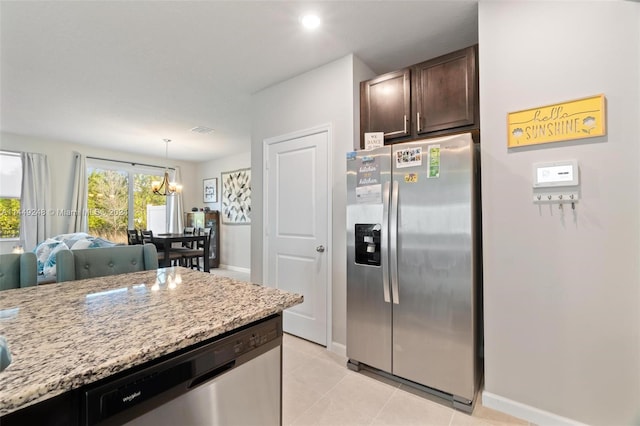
[326,124,333,351]
[218,264,250,274]
[482,391,589,426]
[330,341,346,358]
[262,123,333,348]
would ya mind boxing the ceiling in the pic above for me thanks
[0,1,478,162]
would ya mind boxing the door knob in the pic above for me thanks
[316,245,325,253]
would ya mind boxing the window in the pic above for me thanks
[86,159,168,244]
[0,151,22,239]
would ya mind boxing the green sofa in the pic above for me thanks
[55,244,160,283]
[0,252,38,291]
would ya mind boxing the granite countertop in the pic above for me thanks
[0,267,303,416]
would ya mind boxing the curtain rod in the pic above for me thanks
[86,155,175,171]
[1,149,28,156]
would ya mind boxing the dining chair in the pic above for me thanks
[193,227,212,271]
[140,229,154,244]
[179,227,210,271]
[127,229,141,245]
[198,228,212,250]
[171,226,195,267]
[140,230,180,266]
[181,227,196,249]
[140,230,162,262]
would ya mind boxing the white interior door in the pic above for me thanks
[264,127,329,346]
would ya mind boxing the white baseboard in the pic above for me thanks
[218,264,250,274]
[482,391,588,426]
[330,341,347,358]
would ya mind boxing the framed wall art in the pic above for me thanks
[221,168,251,224]
[203,178,218,203]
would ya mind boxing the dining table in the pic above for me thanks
[151,233,210,272]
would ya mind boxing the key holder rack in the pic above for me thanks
[532,160,580,209]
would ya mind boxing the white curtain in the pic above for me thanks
[68,152,87,233]
[20,152,51,250]
[167,166,184,233]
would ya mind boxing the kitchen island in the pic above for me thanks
[0,267,302,424]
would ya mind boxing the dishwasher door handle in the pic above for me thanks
[189,361,235,389]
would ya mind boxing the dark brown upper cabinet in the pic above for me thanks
[413,45,478,135]
[360,68,411,147]
[359,45,478,148]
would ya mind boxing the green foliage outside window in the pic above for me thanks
[87,169,165,244]
[0,198,21,238]
[87,170,128,243]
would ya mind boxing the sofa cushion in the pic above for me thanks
[56,244,159,283]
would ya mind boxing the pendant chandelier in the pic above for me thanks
[151,139,182,196]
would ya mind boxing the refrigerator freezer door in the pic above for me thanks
[346,147,392,372]
[391,134,478,401]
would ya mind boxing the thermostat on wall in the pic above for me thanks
[532,160,579,188]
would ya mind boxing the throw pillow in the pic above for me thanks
[33,238,61,275]
[42,241,69,279]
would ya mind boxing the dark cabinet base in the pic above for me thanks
[184,211,220,269]
[2,391,79,426]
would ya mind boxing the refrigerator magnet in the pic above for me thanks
[404,173,418,183]
[428,145,441,178]
[395,147,422,169]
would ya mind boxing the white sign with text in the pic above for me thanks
[364,132,384,150]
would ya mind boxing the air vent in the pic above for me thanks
[190,126,215,134]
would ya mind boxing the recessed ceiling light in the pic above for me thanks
[300,14,321,30]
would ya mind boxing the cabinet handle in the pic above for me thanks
[416,112,421,132]
[403,115,407,134]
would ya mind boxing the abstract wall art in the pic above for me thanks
[221,168,251,224]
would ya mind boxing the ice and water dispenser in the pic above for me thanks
[354,224,381,266]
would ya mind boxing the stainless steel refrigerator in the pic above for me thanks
[346,132,482,412]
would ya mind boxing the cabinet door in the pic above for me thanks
[414,45,478,135]
[184,212,205,229]
[204,212,220,268]
[360,68,410,147]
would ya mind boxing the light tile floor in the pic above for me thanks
[282,334,532,426]
[208,269,530,425]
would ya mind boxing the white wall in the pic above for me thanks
[198,151,251,271]
[479,2,640,425]
[0,131,199,252]
[250,54,375,350]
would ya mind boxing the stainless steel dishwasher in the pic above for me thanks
[82,315,282,426]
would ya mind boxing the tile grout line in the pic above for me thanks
[448,410,455,426]
[283,345,351,426]
[286,372,350,426]
[282,347,310,377]
[369,385,400,425]
[282,345,325,425]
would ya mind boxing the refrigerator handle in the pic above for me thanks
[381,181,391,303]
[390,180,399,304]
